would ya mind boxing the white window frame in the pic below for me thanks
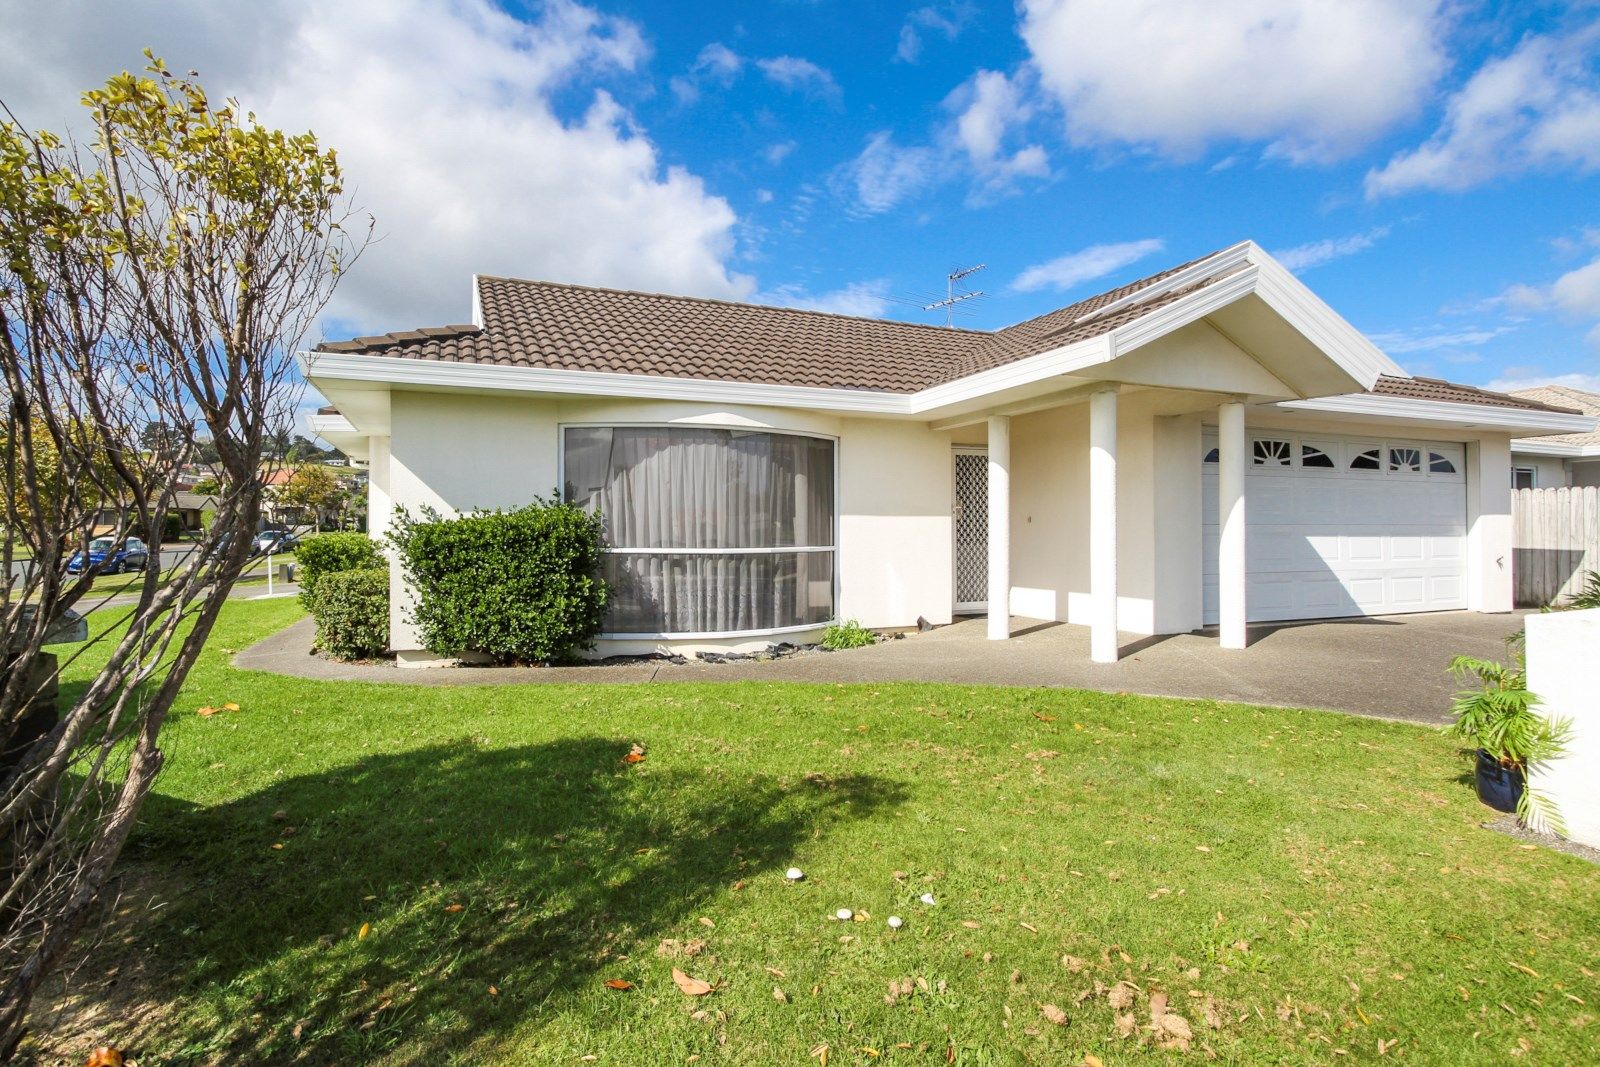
[558,421,841,641]
[1512,466,1537,490]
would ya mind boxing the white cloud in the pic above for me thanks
[1367,26,1600,197]
[1486,255,1600,349]
[1272,226,1391,271]
[895,1,976,63]
[0,0,752,332]
[757,279,892,318]
[1484,371,1600,394]
[1368,325,1514,354]
[944,70,1052,200]
[763,140,798,165]
[833,132,937,216]
[1018,0,1449,163]
[669,41,744,104]
[1011,238,1165,293]
[755,56,842,101]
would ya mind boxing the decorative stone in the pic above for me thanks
[835,908,853,921]
[785,867,805,882]
[887,915,904,929]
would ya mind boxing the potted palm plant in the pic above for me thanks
[1447,640,1571,831]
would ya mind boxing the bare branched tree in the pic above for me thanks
[0,55,368,1052]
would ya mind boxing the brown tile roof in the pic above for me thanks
[1371,376,1581,413]
[1508,386,1600,444]
[311,250,1561,418]
[312,256,1238,393]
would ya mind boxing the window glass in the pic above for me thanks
[1428,452,1457,475]
[1389,447,1423,473]
[1300,444,1335,469]
[564,427,836,634]
[1252,439,1292,466]
[1512,468,1536,490]
[1202,447,1218,464]
[1350,448,1381,471]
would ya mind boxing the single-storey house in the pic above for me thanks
[1509,385,1600,488]
[305,241,1595,666]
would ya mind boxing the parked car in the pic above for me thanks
[252,530,300,556]
[66,536,150,575]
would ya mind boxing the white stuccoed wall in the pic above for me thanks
[1526,608,1600,847]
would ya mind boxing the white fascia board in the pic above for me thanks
[1106,266,1260,356]
[307,413,356,435]
[1277,393,1600,434]
[1244,243,1404,386]
[1511,438,1600,458]
[904,337,1107,414]
[1075,241,1252,324]
[301,349,913,415]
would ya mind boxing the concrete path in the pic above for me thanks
[234,610,1528,724]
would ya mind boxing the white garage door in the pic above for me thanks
[1202,432,1467,623]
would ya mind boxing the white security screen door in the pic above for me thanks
[953,449,989,612]
[1202,431,1468,623]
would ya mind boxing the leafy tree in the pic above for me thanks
[0,54,369,1050]
[275,462,340,518]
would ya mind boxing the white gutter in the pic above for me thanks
[1510,438,1600,458]
[1276,393,1598,435]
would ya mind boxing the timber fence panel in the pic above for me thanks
[1514,486,1600,606]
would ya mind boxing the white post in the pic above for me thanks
[1089,388,1119,663]
[987,415,1011,640]
[1217,401,1248,649]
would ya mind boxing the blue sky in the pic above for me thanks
[3,0,1599,396]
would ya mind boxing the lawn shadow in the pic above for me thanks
[119,738,905,1063]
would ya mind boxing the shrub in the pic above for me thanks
[1448,641,1572,832]
[306,566,390,661]
[1568,570,1600,610]
[296,531,384,605]
[822,618,876,650]
[161,511,183,542]
[389,498,607,665]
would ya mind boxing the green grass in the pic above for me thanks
[40,600,1600,1064]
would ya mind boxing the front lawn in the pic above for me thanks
[34,600,1600,1064]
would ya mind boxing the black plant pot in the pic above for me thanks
[1475,749,1524,814]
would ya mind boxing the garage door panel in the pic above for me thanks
[1202,431,1467,623]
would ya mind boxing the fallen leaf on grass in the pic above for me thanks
[196,706,217,717]
[810,1042,830,1065]
[444,904,463,913]
[1509,962,1540,978]
[698,916,716,928]
[622,752,645,764]
[1083,1056,1105,1067]
[1032,712,1057,722]
[961,920,981,929]
[223,702,240,712]
[357,922,371,940]
[488,985,499,996]
[1040,1003,1069,1026]
[85,1048,123,1067]
[270,843,284,851]
[773,986,789,1003]
[603,979,633,990]
[672,968,713,996]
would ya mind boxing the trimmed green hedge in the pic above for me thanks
[296,532,384,606]
[306,567,390,661]
[390,499,607,665]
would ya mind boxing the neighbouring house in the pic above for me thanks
[170,491,217,534]
[1509,385,1600,489]
[304,241,1596,667]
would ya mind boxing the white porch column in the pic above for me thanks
[1089,388,1119,663]
[1217,401,1248,649]
[987,415,1011,640]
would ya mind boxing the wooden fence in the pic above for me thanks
[1514,486,1600,607]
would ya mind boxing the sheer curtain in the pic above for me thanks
[564,427,835,635]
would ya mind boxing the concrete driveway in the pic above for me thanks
[238,609,1528,724]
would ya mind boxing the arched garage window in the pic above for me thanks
[563,426,836,637]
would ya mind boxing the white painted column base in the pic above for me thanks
[1217,401,1248,649]
[1089,388,1119,663]
[987,415,1011,640]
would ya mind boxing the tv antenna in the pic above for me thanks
[923,264,986,327]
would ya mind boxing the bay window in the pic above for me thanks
[563,426,836,636]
